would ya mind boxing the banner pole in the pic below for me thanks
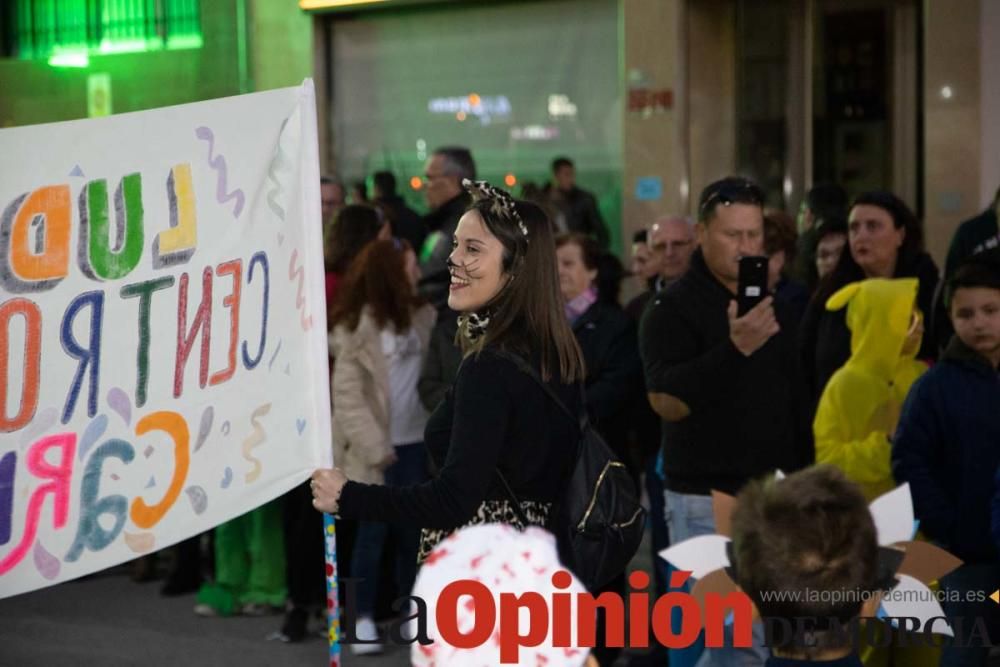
[324,512,340,667]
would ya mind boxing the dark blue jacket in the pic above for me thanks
[766,655,862,667]
[992,467,1000,553]
[892,336,1000,563]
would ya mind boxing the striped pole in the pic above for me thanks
[324,512,340,667]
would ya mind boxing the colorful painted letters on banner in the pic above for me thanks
[0,80,331,599]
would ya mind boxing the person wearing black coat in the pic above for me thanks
[799,191,939,404]
[417,147,476,313]
[640,176,812,665]
[624,228,659,323]
[930,187,1000,352]
[373,171,427,254]
[543,157,610,249]
[574,299,643,471]
[793,183,849,288]
[555,234,643,472]
[417,308,461,414]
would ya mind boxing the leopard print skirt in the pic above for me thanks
[417,499,552,563]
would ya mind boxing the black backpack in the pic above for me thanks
[494,351,646,591]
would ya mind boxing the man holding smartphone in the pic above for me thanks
[638,176,813,665]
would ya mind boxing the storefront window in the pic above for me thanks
[814,8,890,199]
[735,0,791,209]
[328,0,622,246]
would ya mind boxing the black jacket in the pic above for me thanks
[624,288,655,323]
[774,277,809,333]
[931,206,1000,351]
[338,347,581,529]
[639,249,812,495]
[892,336,1000,563]
[378,195,427,254]
[623,287,664,467]
[793,225,820,289]
[944,206,1000,277]
[572,301,644,473]
[417,309,462,413]
[799,251,939,404]
[543,184,609,248]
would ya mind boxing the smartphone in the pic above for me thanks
[737,256,769,316]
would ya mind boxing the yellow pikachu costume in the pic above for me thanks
[814,278,928,500]
[814,278,937,667]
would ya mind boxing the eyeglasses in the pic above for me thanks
[698,182,764,220]
[651,240,693,253]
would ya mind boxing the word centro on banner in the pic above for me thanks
[1,250,271,433]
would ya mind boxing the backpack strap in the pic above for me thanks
[489,348,586,530]
[494,469,531,529]
[490,349,588,434]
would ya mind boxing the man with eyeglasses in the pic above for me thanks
[639,176,813,666]
[648,215,697,291]
[624,217,696,321]
[417,146,476,312]
[620,215,697,665]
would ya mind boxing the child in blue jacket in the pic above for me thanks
[892,255,1000,665]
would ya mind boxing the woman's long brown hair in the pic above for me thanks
[460,199,585,383]
[328,239,424,333]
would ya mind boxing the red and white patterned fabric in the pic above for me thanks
[411,523,591,666]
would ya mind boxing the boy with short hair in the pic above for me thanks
[729,465,882,665]
[892,255,1000,665]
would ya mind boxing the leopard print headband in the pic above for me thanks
[462,178,529,239]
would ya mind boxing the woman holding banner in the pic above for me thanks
[311,179,584,576]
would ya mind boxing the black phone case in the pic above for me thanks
[737,256,769,316]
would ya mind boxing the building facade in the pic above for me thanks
[2,0,997,262]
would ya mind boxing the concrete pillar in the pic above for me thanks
[621,0,689,243]
[686,0,737,214]
[923,0,982,265]
[980,0,1000,207]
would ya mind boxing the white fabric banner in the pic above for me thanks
[0,80,331,599]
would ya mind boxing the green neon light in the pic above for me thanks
[97,39,158,55]
[18,1,204,61]
[166,34,204,50]
[48,52,90,68]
